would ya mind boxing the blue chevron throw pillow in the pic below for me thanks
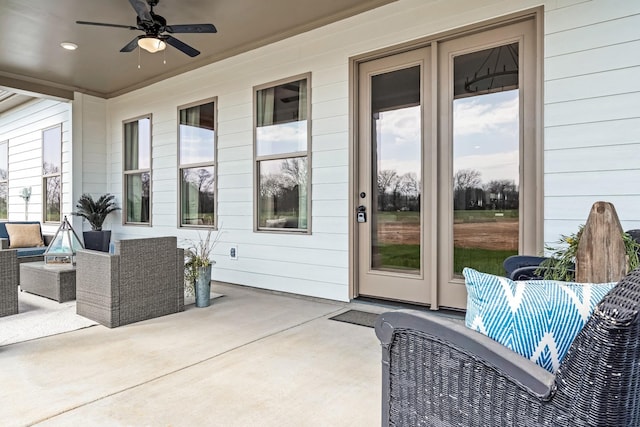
[463,268,615,373]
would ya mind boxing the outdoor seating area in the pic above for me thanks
[0,221,51,262]
[375,267,640,426]
[76,236,185,328]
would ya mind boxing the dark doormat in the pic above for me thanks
[329,310,379,328]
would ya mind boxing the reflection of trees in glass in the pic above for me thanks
[43,162,60,175]
[182,167,215,225]
[259,158,307,228]
[452,168,518,210]
[376,169,420,212]
[127,172,150,223]
[45,176,61,221]
[0,183,7,219]
[454,168,481,191]
[0,168,7,180]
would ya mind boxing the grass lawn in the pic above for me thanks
[376,244,515,276]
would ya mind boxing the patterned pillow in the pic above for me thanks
[463,268,615,373]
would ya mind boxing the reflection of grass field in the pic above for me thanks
[377,211,420,223]
[377,244,515,276]
[454,209,518,221]
[454,247,516,276]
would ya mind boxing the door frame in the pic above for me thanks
[348,8,544,306]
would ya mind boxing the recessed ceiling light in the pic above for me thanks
[60,42,78,51]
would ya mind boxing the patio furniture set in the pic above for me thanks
[374,202,640,426]
[0,221,184,327]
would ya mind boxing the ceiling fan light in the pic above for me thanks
[138,37,166,53]
[60,42,78,51]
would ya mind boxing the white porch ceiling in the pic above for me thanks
[0,0,396,107]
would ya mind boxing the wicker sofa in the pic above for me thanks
[75,236,184,328]
[0,221,53,261]
[0,250,18,317]
[375,268,640,426]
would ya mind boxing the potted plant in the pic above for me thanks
[71,193,121,252]
[538,225,640,281]
[184,228,222,307]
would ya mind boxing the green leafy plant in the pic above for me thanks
[71,193,121,231]
[538,225,640,281]
[184,228,223,295]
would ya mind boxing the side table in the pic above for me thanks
[20,262,76,302]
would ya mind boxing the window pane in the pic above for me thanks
[43,126,61,174]
[0,183,7,220]
[179,102,215,164]
[0,141,7,178]
[258,157,308,229]
[453,43,519,98]
[124,117,151,170]
[126,172,150,223]
[181,166,215,226]
[45,176,61,222]
[370,66,422,274]
[257,79,307,127]
[452,88,519,276]
[256,120,307,156]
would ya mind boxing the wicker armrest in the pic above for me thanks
[375,310,555,399]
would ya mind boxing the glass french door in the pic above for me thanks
[357,48,434,305]
[436,20,537,309]
[356,19,537,309]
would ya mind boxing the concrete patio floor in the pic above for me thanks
[0,282,389,426]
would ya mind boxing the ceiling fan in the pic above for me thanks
[76,0,217,57]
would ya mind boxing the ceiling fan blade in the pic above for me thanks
[164,35,200,57]
[165,24,217,34]
[76,20,138,30]
[120,36,142,53]
[128,0,153,22]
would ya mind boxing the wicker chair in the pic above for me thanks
[375,268,640,426]
[0,250,18,317]
[76,237,184,328]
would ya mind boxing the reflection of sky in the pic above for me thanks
[180,125,215,164]
[138,118,151,169]
[453,90,519,184]
[375,106,421,177]
[43,127,61,167]
[256,120,307,156]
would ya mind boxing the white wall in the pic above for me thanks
[543,0,640,243]
[71,93,108,232]
[103,0,640,300]
[0,98,72,236]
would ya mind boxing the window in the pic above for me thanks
[43,125,62,222]
[0,141,7,220]
[178,99,216,227]
[254,74,311,232]
[123,115,152,224]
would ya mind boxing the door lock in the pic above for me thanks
[357,205,367,223]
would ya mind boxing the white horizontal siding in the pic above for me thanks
[545,118,640,150]
[0,99,72,222]
[545,144,640,174]
[543,1,640,244]
[93,0,640,301]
